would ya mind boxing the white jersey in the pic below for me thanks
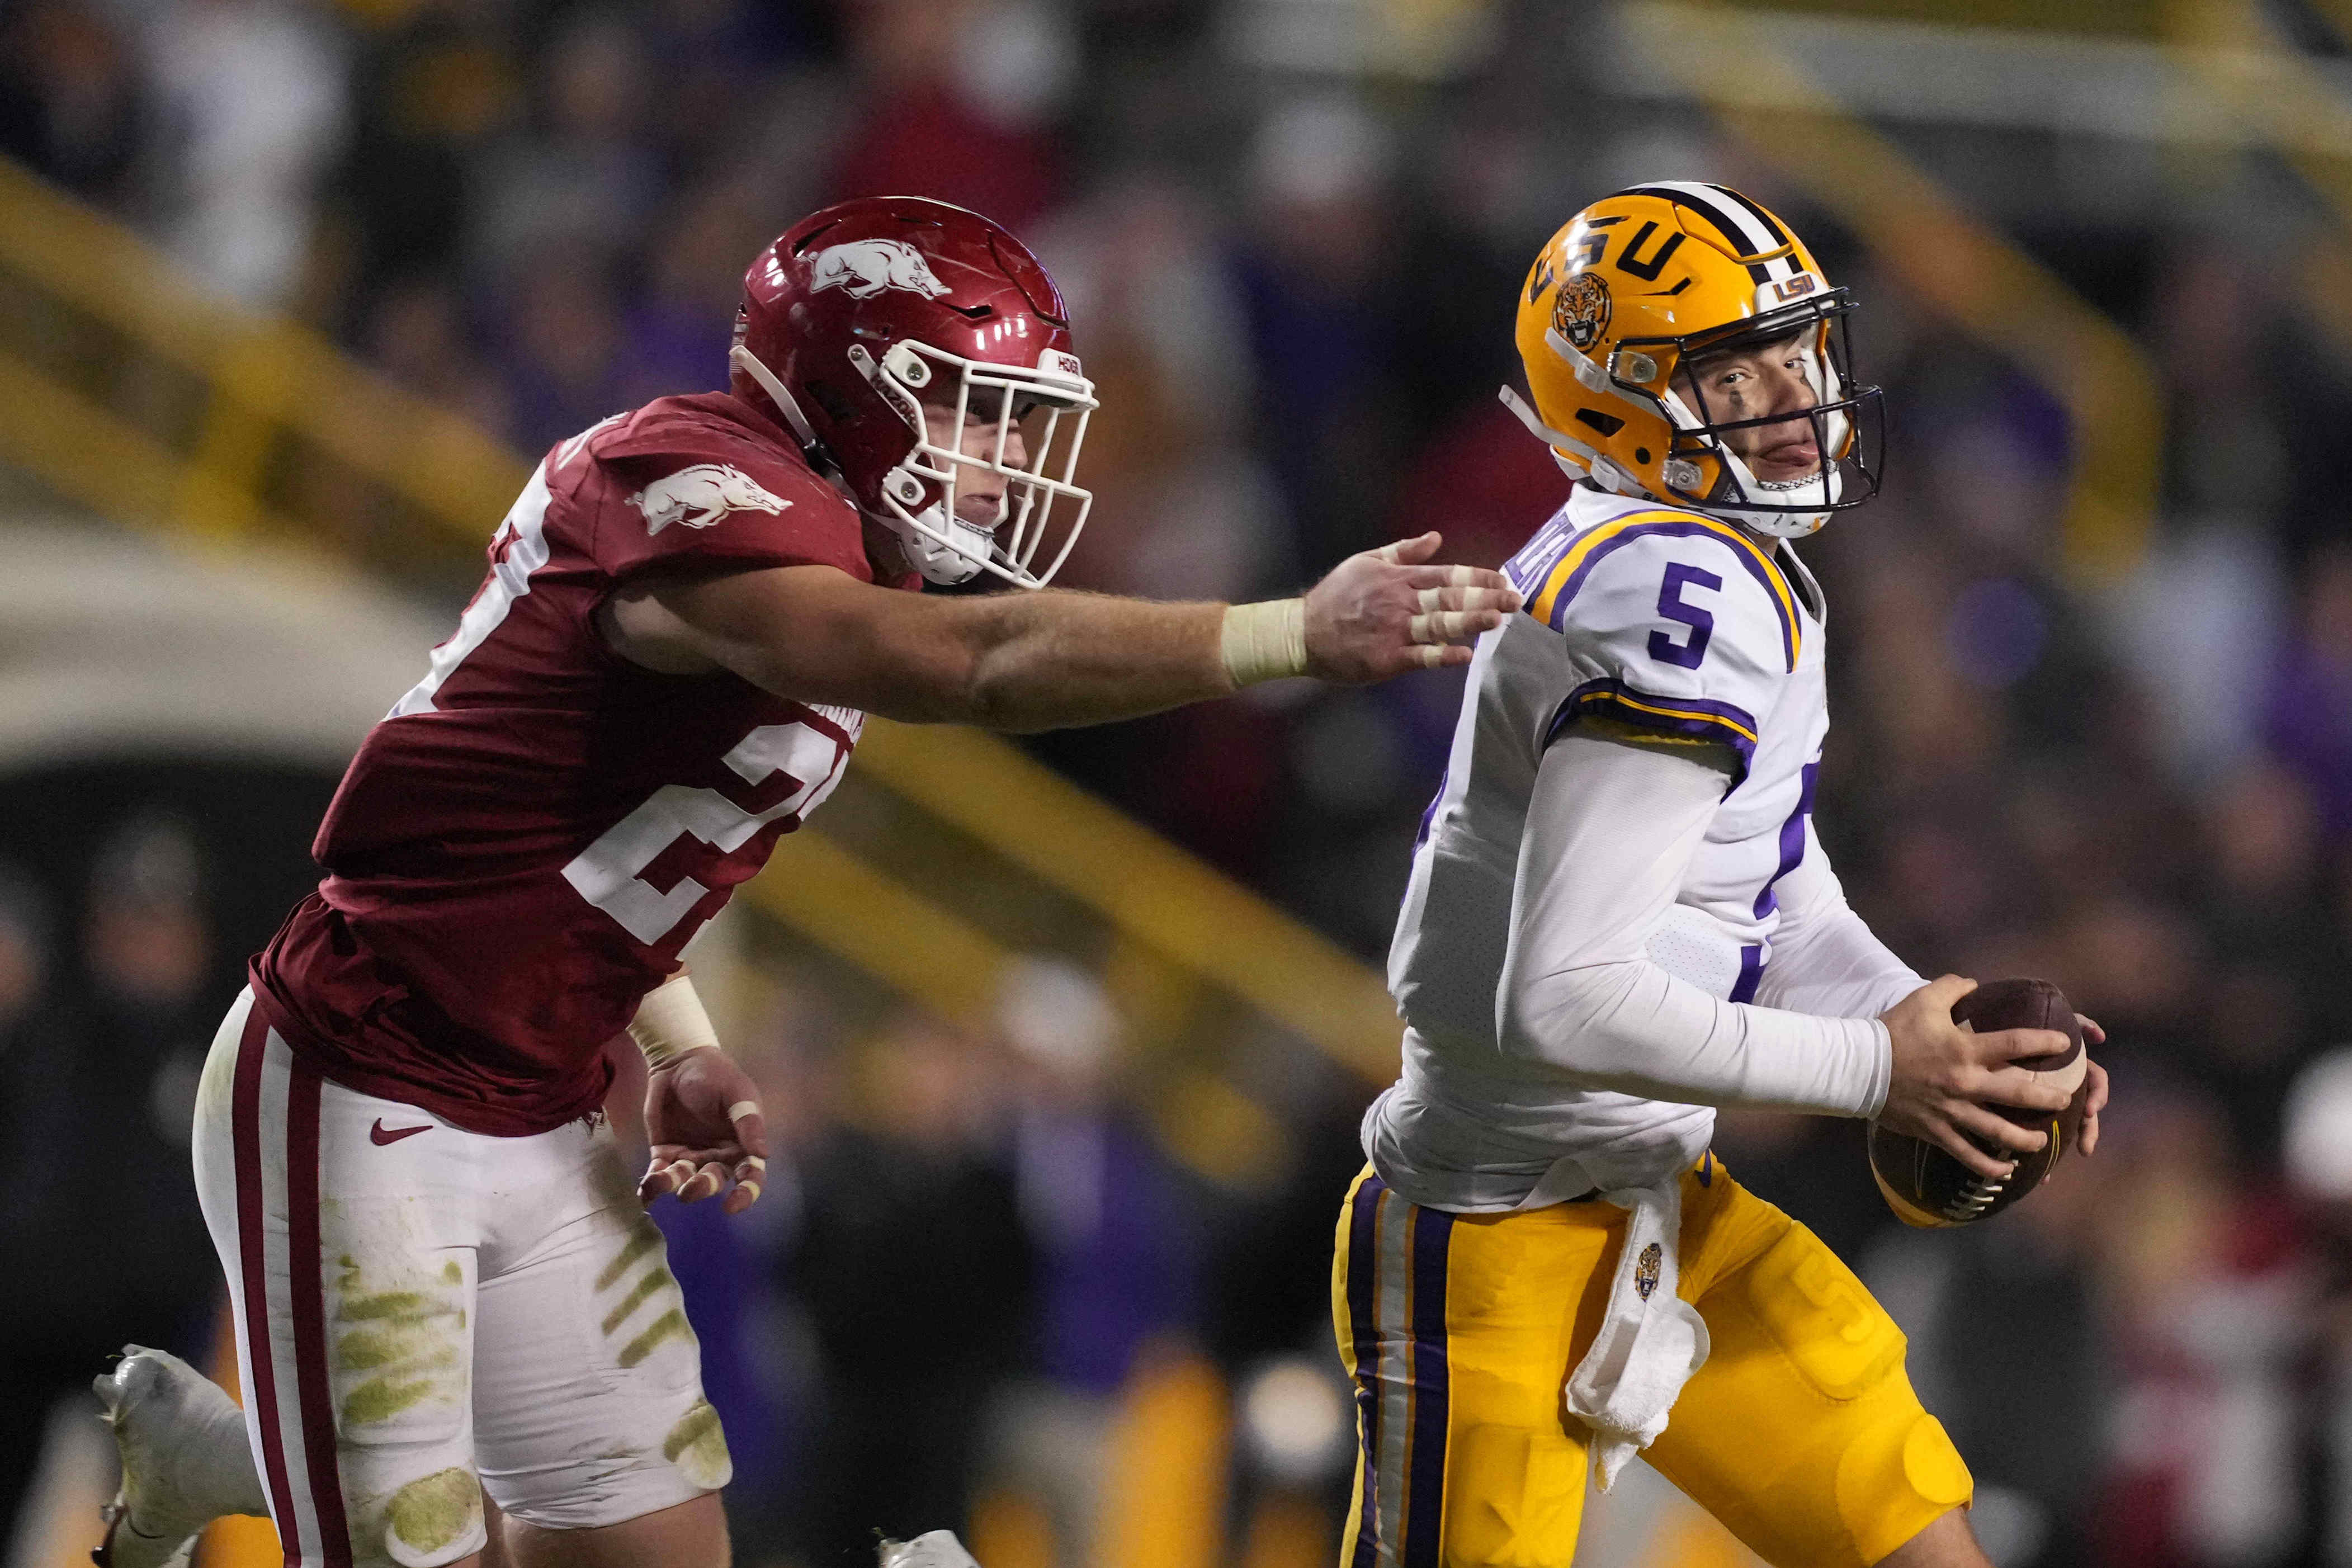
[1369,484,1857,1211]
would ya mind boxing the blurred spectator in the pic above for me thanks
[0,0,143,202]
[1234,96,1405,569]
[81,812,225,1329]
[494,249,628,455]
[828,0,1069,232]
[362,273,509,431]
[335,0,521,304]
[2091,1090,2313,1568]
[786,1012,1033,1561]
[467,7,658,283]
[2266,544,2352,846]
[0,864,89,1546]
[986,957,1201,1568]
[140,0,348,306]
[615,175,778,410]
[2178,762,2330,1158]
[2282,1050,2352,1565]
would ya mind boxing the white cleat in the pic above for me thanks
[879,1531,984,1568]
[92,1345,269,1568]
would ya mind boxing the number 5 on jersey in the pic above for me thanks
[1651,563,1720,669]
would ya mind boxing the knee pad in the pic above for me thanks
[1835,1411,1973,1560]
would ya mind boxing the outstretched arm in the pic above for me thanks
[602,532,1519,732]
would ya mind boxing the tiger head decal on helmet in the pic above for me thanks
[1503,181,1884,539]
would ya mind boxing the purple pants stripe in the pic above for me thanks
[1402,1207,1455,1568]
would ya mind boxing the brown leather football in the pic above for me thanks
[1867,977,2087,1228]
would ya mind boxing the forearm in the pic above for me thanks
[629,565,1325,731]
[1505,955,1891,1116]
[939,589,1233,732]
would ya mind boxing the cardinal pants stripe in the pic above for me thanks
[230,1003,300,1557]
[1343,1173,1386,1568]
[285,1057,353,1564]
[230,1017,351,1565]
[1403,1207,1456,1568]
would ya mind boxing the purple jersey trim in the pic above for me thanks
[1544,678,1759,775]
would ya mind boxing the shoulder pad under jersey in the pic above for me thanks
[564,395,873,583]
[1505,505,1802,773]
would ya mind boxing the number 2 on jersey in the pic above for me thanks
[561,720,851,945]
[1650,563,1720,669]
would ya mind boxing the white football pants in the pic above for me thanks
[191,989,730,1567]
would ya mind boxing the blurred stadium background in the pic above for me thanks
[3,0,2352,1564]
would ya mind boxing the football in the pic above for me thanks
[1868,978,2088,1228]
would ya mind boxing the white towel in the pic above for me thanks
[1563,1176,1710,1489]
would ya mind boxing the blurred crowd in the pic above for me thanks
[7,0,2352,1565]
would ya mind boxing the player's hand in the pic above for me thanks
[1302,532,1521,682]
[638,1047,769,1216]
[2071,1015,2108,1158]
[1877,975,2075,1180]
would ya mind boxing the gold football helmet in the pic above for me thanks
[1504,181,1883,539]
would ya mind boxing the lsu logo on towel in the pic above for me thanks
[1635,1241,1664,1301]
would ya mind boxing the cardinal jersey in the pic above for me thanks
[1370,484,1831,1210]
[251,393,912,1135]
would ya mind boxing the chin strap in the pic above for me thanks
[1499,386,1657,501]
[729,344,821,451]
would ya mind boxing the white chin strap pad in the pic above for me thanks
[888,502,993,585]
[1702,443,1841,540]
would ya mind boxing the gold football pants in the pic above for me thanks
[1330,1158,1971,1568]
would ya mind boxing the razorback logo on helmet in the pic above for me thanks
[627,464,791,535]
[1553,271,1611,353]
[807,238,951,301]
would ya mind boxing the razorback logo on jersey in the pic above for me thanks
[807,238,950,301]
[628,464,791,535]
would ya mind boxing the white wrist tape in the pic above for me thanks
[1220,598,1307,688]
[628,971,721,1070]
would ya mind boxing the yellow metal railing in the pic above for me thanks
[1623,2,2166,583]
[0,158,1402,1111]
[2168,0,2352,363]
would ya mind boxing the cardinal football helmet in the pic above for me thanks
[1503,181,1883,539]
[730,196,1097,587]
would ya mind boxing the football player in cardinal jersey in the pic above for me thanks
[1330,183,2110,1568]
[92,196,1519,1568]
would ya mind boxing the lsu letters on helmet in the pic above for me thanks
[730,197,1098,587]
[1503,181,1883,539]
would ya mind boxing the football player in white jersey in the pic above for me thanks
[1332,183,2109,1568]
